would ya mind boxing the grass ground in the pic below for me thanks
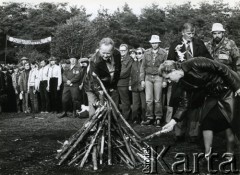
[0,112,239,175]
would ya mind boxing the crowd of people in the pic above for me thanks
[0,22,240,157]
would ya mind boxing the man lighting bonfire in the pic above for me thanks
[56,37,150,170]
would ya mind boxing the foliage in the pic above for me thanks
[0,1,240,63]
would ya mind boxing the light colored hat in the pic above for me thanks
[211,23,225,32]
[21,57,29,61]
[48,56,57,61]
[149,35,161,43]
[79,58,89,63]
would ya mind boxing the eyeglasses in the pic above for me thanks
[136,52,142,55]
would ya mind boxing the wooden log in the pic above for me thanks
[99,126,105,165]
[107,102,112,165]
[116,152,134,169]
[141,129,164,141]
[92,72,141,140]
[92,146,98,170]
[56,106,103,159]
[79,112,108,168]
[58,108,107,165]
[68,150,86,166]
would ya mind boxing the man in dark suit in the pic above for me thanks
[167,23,213,143]
[85,37,121,117]
[167,23,212,62]
[59,57,81,118]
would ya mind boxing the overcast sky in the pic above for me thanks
[1,0,239,16]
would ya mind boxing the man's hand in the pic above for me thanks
[162,82,167,88]
[161,119,177,133]
[141,81,145,89]
[129,86,132,91]
[46,86,49,92]
[235,88,240,96]
[57,86,60,91]
[79,83,83,90]
[67,80,71,85]
[15,90,18,94]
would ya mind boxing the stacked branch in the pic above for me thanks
[56,73,150,170]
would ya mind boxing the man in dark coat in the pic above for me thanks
[160,57,240,159]
[85,37,121,117]
[59,57,81,118]
[117,44,133,121]
[167,23,213,143]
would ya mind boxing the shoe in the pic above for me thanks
[58,112,68,118]
[141,119,154,126]
[41,111,44,114]
[155,119,161,128]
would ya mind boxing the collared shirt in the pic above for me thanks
[183,38,194,56]
[105,56,115,81]
[48,64,62,87]
[70,64,74,70]
[28,68,39,90]
[38,65,49,81]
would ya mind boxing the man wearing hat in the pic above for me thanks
[205,23,240,143]
[140,35,167,127]
[47,56,62,113]
[20,57,29,67]
[205,23,240,74]
[59,57,81,118]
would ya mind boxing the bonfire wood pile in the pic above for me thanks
[56,73,149,170]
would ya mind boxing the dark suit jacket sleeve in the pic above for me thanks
[198,40,213,59]
[167,42,178,61]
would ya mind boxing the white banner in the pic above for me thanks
[7,36,52,45]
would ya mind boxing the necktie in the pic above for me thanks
[186,42,192,60]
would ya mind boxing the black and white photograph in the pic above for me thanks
[0,0,240,174]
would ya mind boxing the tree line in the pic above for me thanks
[0,0,239,63]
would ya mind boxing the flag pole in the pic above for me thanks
[4,35,8,64]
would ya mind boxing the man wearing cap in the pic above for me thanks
[205,23,240,142]
[205,23,240,74]
[117,44,133,121]
[167,23,213,143]
[47,56,62,113]
[19,57,29,67]
[59,57,81,118]
[140,35,167,127]
[19,62,31,113]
